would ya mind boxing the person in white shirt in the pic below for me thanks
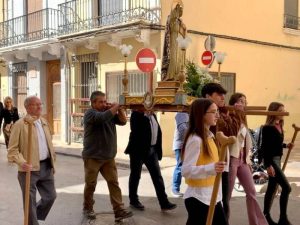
[181,98,228,225]
[8,96,56,225]
[227,93,267,225]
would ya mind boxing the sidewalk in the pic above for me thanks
[52,140,177,169]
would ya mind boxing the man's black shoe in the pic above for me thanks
[161,202,177,211]
[278,216,292,225]
[130,201,145,210]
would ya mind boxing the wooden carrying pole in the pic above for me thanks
[206,132,236,225]
[282,124,300,171]
[226,106,266,111]
[245,111,289,116]
[123,104,290,116]
[24,118,34,225]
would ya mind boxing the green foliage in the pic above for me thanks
[184,61,214,97]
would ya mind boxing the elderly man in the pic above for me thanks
[82,91,132,222]
[7,96,56,225]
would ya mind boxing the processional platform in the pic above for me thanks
[119,81,195,112]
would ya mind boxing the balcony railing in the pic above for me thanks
[58,0,161,35]
[0,8,59,48]
[284,14,300,30]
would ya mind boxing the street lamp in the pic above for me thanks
[176,36,191,93]
[214,51,226,81]
[119,44,133,96]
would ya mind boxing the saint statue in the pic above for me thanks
[161,0,186,81]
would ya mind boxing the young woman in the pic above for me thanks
[1,96,19,148]
[227,93,268,225]
[181,98,228,225]
[262,102,294,225]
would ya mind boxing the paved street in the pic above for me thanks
[1,141,300,225]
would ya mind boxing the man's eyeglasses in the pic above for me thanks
[29,103,44,107]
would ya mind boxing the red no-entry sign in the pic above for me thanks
[201,50,214,66]
[136,48,156,73]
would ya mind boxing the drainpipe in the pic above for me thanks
[64,46,72,145]
[2,0,5,21]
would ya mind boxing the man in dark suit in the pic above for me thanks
[125,110,176,211]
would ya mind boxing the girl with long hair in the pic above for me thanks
[227,93,267,225]
[262,102,294,225]
[181,98,228,225]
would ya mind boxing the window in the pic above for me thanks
[210,72,236,104]
[72,53,99,99]
[11,62,28,117]
[106,71,149,103]
[98,0,124,26]
[284,0,299,29]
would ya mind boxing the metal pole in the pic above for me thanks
[217,63,221,81]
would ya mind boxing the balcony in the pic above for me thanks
[0,8,59,48]
[284,14,300,30]
[58,0,161,36]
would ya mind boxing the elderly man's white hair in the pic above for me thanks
[24,95,39,108]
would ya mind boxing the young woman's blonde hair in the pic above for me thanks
[3,96,13,108]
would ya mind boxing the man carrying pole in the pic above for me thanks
[7,96,56,225]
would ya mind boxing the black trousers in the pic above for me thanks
[128,147,169,207]
[185,197,229,225]
[264,156,291,218]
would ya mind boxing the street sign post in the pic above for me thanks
[201,50,214,66]
[136,48,156,72]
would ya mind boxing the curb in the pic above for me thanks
[55,149,132,170]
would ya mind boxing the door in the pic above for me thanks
[46,60,61,135]
[12,71,27,116]
[11,62,28,117]
[27,0,43,41]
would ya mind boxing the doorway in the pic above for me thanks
[46,60,61,136]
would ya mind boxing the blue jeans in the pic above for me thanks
[172,149,182,192]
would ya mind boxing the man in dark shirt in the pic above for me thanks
[82,91,132,222]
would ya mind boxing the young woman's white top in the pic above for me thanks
[182,133,222,205]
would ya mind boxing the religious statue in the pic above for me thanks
[161,0,186,81]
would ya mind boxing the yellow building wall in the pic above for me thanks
[208,37,300,138]
[73,0,300,155]
[159,0,300,146]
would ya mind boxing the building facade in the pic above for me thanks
[0,0,299,155]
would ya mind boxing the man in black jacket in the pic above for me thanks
[125,110,176,211]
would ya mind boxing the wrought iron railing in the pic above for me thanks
[284,14,300,30]
[58,0,161,35]
[0,8,59,48]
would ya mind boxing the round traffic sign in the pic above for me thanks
[201,50,214,66]
[136,48,156,73]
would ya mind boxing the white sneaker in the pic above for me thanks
[172,190,184,198]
